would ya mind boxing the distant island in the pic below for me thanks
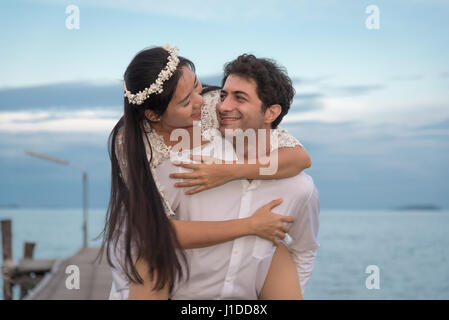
[394,205,442,211]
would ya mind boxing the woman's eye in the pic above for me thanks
[184,100,191,107]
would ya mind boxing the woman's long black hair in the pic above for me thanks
[98,47,193,292]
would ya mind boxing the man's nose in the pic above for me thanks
[217,97,235,112]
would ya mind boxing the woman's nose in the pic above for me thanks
[194,94,204,107]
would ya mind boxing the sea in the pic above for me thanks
[1,208,448,300]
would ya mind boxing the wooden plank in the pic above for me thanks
[16,259,56,274]
[1,220,13,300]
[1,220,12,261]
[25,247,112,300]
[23,242,35,259]
[20,242,36,299]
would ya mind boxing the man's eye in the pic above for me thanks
[220,94,226,101]
[237,96,246,101]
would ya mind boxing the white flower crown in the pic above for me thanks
[124,44,180,105]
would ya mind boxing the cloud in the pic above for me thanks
[291,93,325,113]
[416,118,449,131]
[389,75,424,81]
[199,75,334,89]
[295,93,324,100]
[37,0,294,22]
[0,82,123,110]
[325,84,386,96]
[199,75,223,87]
[0,109,120,133]
[292,75,333,85]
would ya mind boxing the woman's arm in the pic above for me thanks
[231,145,311,180]
[170,145,311,195]
[171,198,293,249]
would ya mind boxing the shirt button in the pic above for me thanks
[226,278,232,283]
[234,249,240,254]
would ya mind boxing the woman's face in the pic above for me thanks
[159,66,203,130]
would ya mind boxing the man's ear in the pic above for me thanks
[144,109,161,122]
[264,104,282,125]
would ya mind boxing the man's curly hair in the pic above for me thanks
[221,54,295,128]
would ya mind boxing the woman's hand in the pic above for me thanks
[248,198,294,246]
[170,155,235,195]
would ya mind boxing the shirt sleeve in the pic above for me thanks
[287,177,320,293]
[152,159,183,215]
[109,264,130,300]
[292,249,318,294]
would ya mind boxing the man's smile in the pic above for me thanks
[219,114,242,124]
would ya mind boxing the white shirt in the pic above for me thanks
[109,136,320,300]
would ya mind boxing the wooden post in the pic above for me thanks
[1,220,13,300]
[23,242,35,259]
[20,242,36,299]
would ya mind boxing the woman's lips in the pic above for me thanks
[191,111,201,119]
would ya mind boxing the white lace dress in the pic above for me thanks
[115,89,303,217]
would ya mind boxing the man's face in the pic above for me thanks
[216,74,267,135]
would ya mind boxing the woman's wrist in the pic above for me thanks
[242,216,257,236]
[224,163,241,181]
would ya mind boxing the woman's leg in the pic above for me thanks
[259,244,303,300]
[128,258,170,300]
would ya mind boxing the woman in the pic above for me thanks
[101,45,309,299]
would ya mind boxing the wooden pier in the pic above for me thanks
[2,219,113,300]
[25,246,112,300]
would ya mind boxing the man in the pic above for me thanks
[110,54,319,299]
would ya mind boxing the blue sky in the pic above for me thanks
[1,0,448,209]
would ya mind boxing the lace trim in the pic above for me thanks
[141,121,175,217]
[141,120,172,169]
[270,127,303,152]
[200,90,221,142]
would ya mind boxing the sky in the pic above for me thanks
[0,0,448,209]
